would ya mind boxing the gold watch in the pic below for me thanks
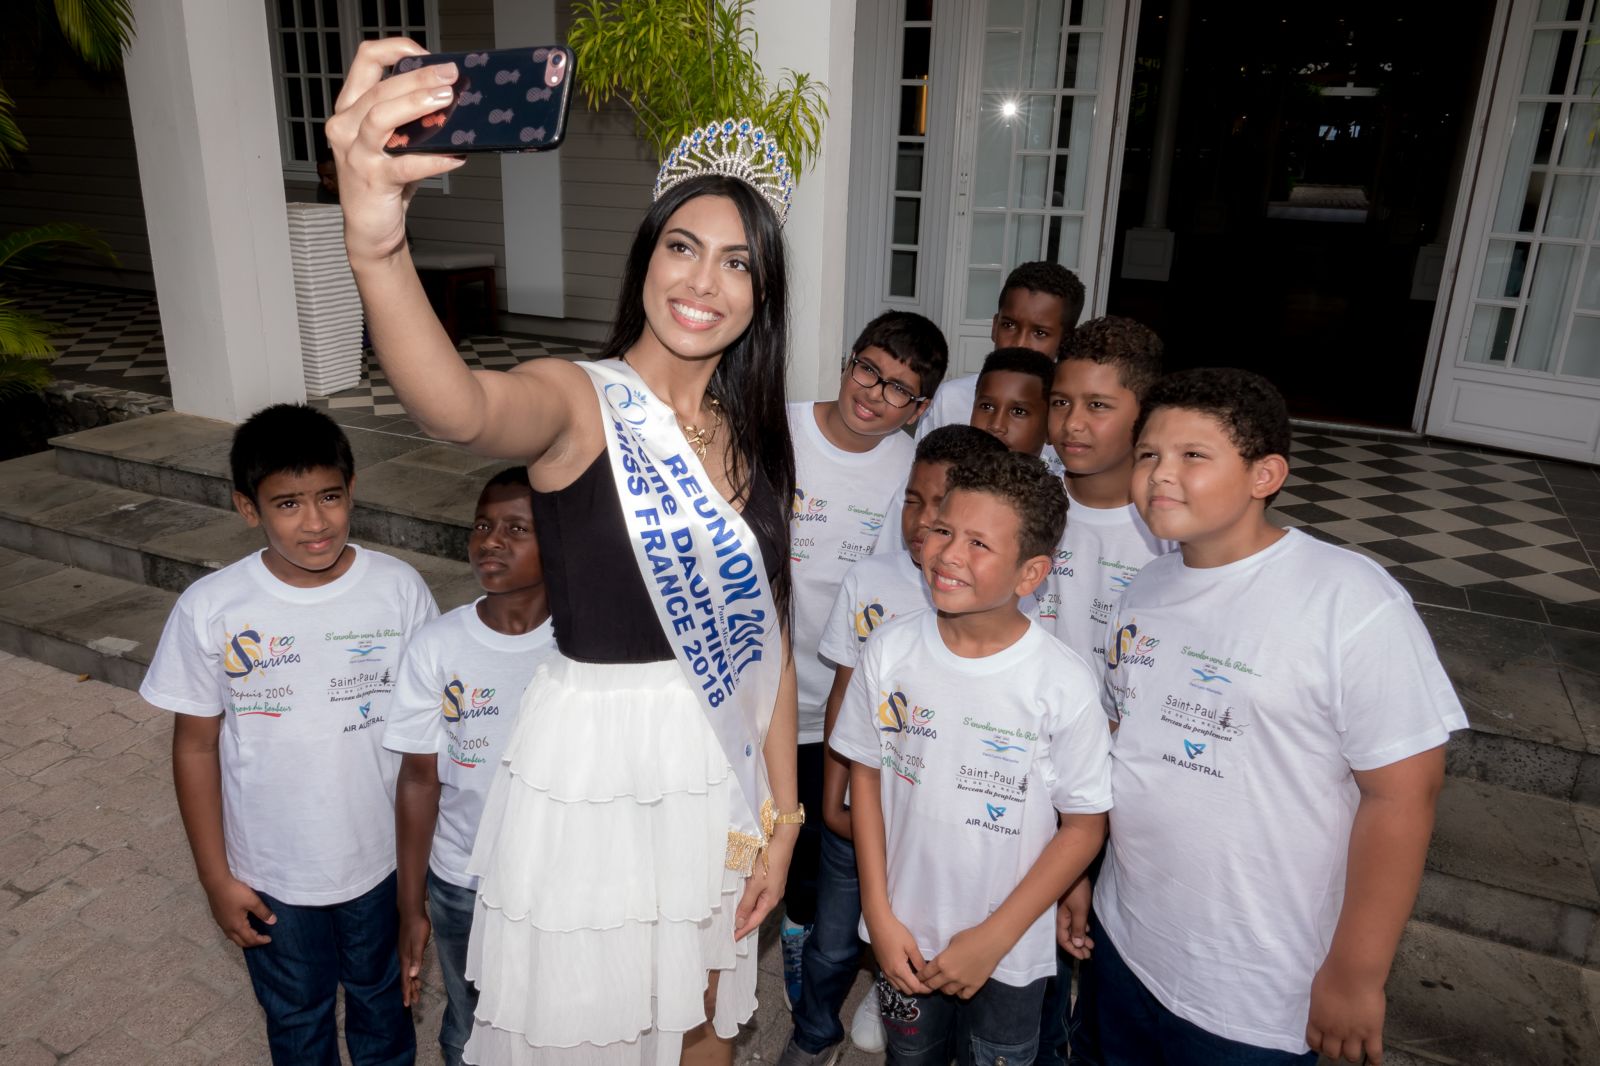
[772,804,806,826]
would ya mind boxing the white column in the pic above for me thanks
[124,0,305,421]
[496,0,565,317]
[750,0,857,402]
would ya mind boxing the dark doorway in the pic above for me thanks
[1106,1,1498,429]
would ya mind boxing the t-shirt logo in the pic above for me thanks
[877,690,938,738]
[853,600,888,643]
[1106,620,1159,670]
[1052,549,1074,578]
[441,678,466,722]
[222,629,301,678]
[792,489,828,523]
[346,639,386,663]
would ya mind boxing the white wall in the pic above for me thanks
[750,0,857,402]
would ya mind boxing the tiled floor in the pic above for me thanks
[15,279,1600,623]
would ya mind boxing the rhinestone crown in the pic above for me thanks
[653,117,795,225]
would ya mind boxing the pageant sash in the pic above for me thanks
[579,359,782,873]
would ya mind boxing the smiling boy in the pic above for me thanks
[833,450,1110,1066]
[776,426,1009,1066]
[144,403,436,1065]
[784,311,949,1009]
[1091,369,1465,1064]
[385,467,553,1066]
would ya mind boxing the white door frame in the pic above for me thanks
[1422,0,1600,461]
[939,0,1136,374]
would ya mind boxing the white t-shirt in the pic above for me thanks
[141,545,438,905]
[790,401,914,743]
[1028,501,1175,667]
[383,601,554,888]
[1095,528,1467,1053]
[830,612,1112,986]
[817,549,932,671]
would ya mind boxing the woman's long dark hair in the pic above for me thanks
[600,173,795,620]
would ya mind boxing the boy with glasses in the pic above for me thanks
[782,311,950,1043]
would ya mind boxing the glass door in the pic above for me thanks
[1427,0,1600,460]
[942,0,1131,373]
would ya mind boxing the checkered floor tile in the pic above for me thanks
[1271,435,1600,605]
[14,279,1600,610]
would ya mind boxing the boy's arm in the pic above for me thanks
[918,811,1106,998]
[851,761,932,996]
[819,665,854,839]
[395,752,442,1007]
[171,712,275,947]
[1306,745,1445,1065]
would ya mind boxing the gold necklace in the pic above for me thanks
[680,396,722,460]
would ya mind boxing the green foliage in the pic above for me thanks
[568,0,828,180]
[0,0,132,397]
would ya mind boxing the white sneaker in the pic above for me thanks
[850,988,886,1053]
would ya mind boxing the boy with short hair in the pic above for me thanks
[1031,316,1171,1066]
[784,310,950,1006]
[385,467,553,1066]
[972,347,1055,457]
[1090,368,1465,1064]
[1033,316,1173,666]
[777,426,1009,1066]
[917,261,1086,447]
[145,403,436,1065]
[875,347,1054,555]
[833,450,1111,1066]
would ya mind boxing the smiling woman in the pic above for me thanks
[325,37,803,1066]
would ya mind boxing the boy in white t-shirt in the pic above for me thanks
[916,261,1085,457]
[784,310,949,1010]
[878,348,1057,556]
[776,426,1008,1066]
[143,404,437,1065]
[1032,316,1172,1066]
[1085,369,1466,1064]
[833,450,1111,1066]
[385,467,553,1066]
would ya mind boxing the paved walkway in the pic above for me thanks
[0,650,872,1065]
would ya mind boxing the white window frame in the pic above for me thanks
[266,0,443,186]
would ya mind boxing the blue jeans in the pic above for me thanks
[1093,927,1316,1066]
[427,870,477,1066]
[880,974,1048,1066]
[244,871,415,1066]
[1041,848,1105,1066]
[792,826,866,1052]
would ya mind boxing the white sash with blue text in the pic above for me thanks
[579,359,781,872]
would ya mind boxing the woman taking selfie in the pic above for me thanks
[328,38,802,1066]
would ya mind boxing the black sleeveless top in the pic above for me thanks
[530,451,784,663]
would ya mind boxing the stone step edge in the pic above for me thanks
[42,445,475,564]
[0,493,480,613]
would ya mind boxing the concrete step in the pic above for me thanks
[1380,919,1600,1065]
[1420,776,1600,967]
[1422,605,1600,810]
[0,452,483,610]
[49,411,514,560]
[0,548,172,690]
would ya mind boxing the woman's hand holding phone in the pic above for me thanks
[324,38,465,266]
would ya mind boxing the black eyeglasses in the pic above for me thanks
[847,355,926,409]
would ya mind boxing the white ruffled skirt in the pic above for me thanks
[462,656,759,1066]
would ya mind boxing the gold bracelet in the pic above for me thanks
[772,804,806,827]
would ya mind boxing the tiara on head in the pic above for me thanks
[654,117,795,225]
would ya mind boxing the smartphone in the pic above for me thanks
[384,46,573,154]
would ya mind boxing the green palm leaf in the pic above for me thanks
[49,0,135,72]
[0,88,28,170]
[0,300,58,359]
[0,222,118,275]
[0,355,56,400]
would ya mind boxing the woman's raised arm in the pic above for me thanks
[327,38,580,463]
